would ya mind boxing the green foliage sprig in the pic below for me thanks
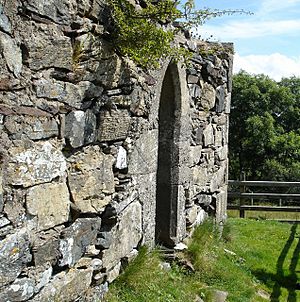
[107,0,251,69]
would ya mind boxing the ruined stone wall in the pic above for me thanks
[0,1,233,301]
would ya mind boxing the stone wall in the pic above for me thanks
[0,1,233,301]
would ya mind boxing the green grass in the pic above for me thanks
[104,219,300,302]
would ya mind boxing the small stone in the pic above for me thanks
[91,259,103,271]
[115,146,127,169]
[174,243,188,251]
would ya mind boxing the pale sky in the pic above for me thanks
[193,0,300,81]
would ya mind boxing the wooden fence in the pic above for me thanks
[227,180,300,219]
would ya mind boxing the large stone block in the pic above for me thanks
[128,130,158,175]
[25,26,72,71]
[26,182,70,231]
[101,201,142,269]
[31,268,93,302]
[59,218,101,267]
[22,0,76,25]
[67,146,114,213]
[98,109,131,142]
[4,115,58,140]
[0,32,22,77]
[203,124,214,146]
[0,229,32,287]
[65,110,97,148]
[199,82,216,110]
[0,277,35,301]
[6,140,66,187]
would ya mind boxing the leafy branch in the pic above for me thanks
[107,0,251,69]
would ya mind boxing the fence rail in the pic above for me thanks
[227,180,300,219]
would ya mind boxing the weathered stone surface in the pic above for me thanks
[33,231,61,266]
[186,205,199,226]
[59,217,101,267]
[0,32,22,77]
[215,189,227,224]
[133,173,156,246]
[128,130,158,175]
[0,277,35,301]
[190,145,202,166]
[0,229,31,287]
[25,27,72,71]
[102,201,142,269]
[216,85,226,113]
[203,124,214,146]
[0,5,11,34]
[26,182,70,231]
[4,115,58,140]
[6,140,66,187]
[31,268,93,302]
[34,79,95,109]
[107,262,121,283]
[0,165,3,212]
[23,0,76,25]
[200,82,216,110]
[65,110,97,148]
[98,110,131,142]
[67,146,114,213]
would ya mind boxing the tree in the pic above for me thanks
[229,71,300,181]
[107,0,250,68]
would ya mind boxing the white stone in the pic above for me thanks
[115,146,127,169]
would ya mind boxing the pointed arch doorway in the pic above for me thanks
[155,62,187,247]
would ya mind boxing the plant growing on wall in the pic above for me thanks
[107,0,249,69]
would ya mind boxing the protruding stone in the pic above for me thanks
[203,124,214,146]
[59,218,101,267]
[0,32,22,77]
[65,110,97,148]
[0,229,32,287]
[98,110,131,142]
[26,182,70,231]
[115,146,127,169]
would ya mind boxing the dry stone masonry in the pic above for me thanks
[0,0,233,301]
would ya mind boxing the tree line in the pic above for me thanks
[229,71,300,181]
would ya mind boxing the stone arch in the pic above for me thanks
[155,62,189,247]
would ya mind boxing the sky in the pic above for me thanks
[193,0,300,81]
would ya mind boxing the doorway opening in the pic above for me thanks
[155,63,181,247]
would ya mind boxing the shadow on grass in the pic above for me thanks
[253,224,300,302]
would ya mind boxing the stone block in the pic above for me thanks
[0,277,35,301]
[215,189,227,224]
[59,217,101,267]
[33,235,60,266]
[67,146,114,213]
[216,85,226,113]
[199,82,216,110]
[186,205,199,226]
[107,262,121,283]
[98,110,131,142]
[102,201,142,269]
[0,32,22,77]
[22,0,76,25]
[65,110,97,148]
[128,130,158,175]
[0,228,32,287]
[4,115,58,140]
[31,268,93,302]
[115,146,127,170]
[6,140,66,187]
[25,26,72,71]
[190,145,202,166]
[0,5,11,34]
[203,124,214,146]
[26,182,70,231]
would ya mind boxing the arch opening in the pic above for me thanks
[155,63,181,247]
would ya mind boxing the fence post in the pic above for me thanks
[239,172,246,218]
